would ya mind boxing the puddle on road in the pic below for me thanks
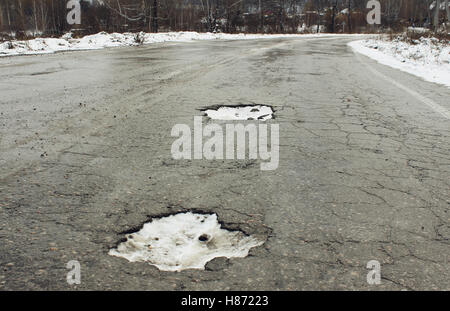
[202,105,274,121]
[109,212,264,272]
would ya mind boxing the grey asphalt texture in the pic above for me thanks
[0,35,449,290]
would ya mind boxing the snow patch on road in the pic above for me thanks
[0,31,348,57]
[204,105,274,120]
[348,37,450,87]
[109,212,264,272]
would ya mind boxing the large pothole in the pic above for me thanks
[201,105,274,121]
[109,212,264,272]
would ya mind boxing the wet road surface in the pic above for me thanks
[0,36,449,290]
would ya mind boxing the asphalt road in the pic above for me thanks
[0,36,449,290]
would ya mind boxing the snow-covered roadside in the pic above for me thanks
[348,37,450,88]
[0,31,351,57]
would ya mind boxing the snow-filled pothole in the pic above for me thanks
[109,212,264,272]
[203,105,274,121]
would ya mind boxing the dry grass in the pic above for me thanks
[385,29,449,46]
[403,30,448,44]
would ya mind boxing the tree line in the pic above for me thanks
[0,0,448,38]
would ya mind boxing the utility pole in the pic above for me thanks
[316,1,321,33]
[347,0,352,33]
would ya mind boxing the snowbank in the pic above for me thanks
[0,31,338,57]
[348,37,450,87]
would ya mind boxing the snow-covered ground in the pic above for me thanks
[204,105,274,121]
[0,31,341,57]
[349,36,450,88]
[109,212,264,272]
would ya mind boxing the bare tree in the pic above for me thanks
[445,0,450,30]
[5,0,12,32]
[152,0,158,32]
[259,0,263,32]
[382,0,403,27]
[330,0,338,33]
[39,0,49,33]
[434,0,440,31]
[33,0,39,34]
[315,0,325,33]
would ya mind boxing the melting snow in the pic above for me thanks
[109,212,264,272]
[348,37,450,88]
[204,105,274,120]
[0,31,346,57]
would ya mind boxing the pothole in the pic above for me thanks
[202,105,274,121]
[109,212,265,272]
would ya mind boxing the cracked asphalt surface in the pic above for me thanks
[0,36,449,290]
